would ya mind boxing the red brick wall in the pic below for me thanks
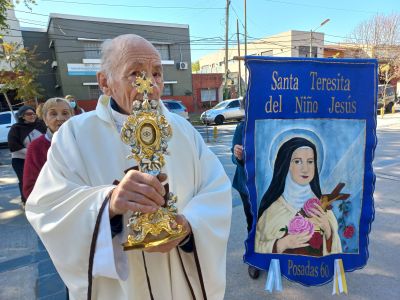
[161,95,194,112]
[78,97,197,113]
[192,73,223,113]
[77,100,97,111]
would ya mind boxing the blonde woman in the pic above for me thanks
[23,98,73,198]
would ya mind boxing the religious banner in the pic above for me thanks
[243,56,377,286]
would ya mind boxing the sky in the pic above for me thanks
[13,0,400,61]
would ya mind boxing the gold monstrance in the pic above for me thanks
[120,72,187,251]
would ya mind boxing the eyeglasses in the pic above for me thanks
[24,112,36,117]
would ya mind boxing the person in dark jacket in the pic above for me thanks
[7,105,46,204]
[231,120,261,279]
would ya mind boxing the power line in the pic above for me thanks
[262,0,379,15]
[7,16,329,46]
[37,0,224,10]
[11,12,218,42]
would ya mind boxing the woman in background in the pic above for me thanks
[65,95,85,115]
[23,98,73,199]
[8,105,46,204]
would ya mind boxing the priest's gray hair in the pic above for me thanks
[99,34,161,80]
[100,38,114,79]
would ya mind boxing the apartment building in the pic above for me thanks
[21,13,192,109]
[198,30,325,86]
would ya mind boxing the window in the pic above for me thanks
[88,85,101,99]
[227,100,240,108]
[201,89,217,102]
[154,44,170,60]
[163,84,172,96]
[298,46,317,58]
[164,102,181,110]
[83,41,102,59]
[0,112,11,124]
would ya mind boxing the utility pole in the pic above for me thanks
[224,0,230,99]
[310,18,330,58]
[236,19,242,97]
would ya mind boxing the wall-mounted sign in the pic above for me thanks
[243,56,377,286]
[67,63,100,76]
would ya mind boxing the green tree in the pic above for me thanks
[191,60,200,73]
[0,0,36,31]
[0,41,45,119]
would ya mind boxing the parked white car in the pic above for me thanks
[162,99,190,121]
[200,98,244,125]
[378,84,396,113]
[0,111,17,145]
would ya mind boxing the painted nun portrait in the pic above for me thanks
[255,137,342,256]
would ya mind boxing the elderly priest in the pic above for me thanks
[26,34,232,300]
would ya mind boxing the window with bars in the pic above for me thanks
[298,46,317,58]
[88,85,101,99]
[153,44,170,60]
[83,41,102,59]
[200,89,217,102]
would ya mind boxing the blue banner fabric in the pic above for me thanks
[243,57,377,286]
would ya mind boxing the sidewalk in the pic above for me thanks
[225,113,400,299]
[376,110,400,128]
[0,150,67,299]
[0,112,399,299]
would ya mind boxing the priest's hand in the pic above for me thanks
[109,170,166,218]
[233,144,243,160]
[145,214,192,253]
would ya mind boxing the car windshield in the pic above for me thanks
[0,113,11,124]
[378,85,394,97]
[166,102,181,109]
[213,101,229,109]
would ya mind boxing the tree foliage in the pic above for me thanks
[0,41,45,103]
[191,60,200,73]
[0,0,36,31]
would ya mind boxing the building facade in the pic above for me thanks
[192,73,224,111]
[22,14,192,110]
[198,30,325,83]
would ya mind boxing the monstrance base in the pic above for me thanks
[122,229,188,251]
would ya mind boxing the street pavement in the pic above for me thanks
[0,113,399,299]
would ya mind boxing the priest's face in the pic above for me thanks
[98,36,164,114]
[289,147,315,186]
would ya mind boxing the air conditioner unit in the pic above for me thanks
[177,62,188,70]
[51,61,58,69]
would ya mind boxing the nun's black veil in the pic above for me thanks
[257,137,322,220]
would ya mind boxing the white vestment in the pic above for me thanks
[26,95,232,300]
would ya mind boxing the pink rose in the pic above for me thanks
[288,215,314,235]
[303,197,321,217]
[343,225,355,239]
